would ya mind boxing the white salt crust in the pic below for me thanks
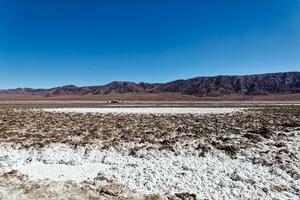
[0,144,298,200]
[41,107,243,114]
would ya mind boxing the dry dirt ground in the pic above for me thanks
[0,103,299,199]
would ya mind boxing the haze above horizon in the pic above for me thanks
[0,0,299,89]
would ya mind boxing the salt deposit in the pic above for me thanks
[41,107,242,114]
[0,144,298,199]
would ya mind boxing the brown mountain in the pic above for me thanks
[0,72,299,98]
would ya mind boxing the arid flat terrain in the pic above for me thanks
[0,93,300,102]
[0,101,299,199]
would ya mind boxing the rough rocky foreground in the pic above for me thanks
[0,105,299,199]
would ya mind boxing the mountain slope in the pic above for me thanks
[0,72,299,97]
[157,72,300,96]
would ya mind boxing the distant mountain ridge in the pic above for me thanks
[1,72,299,97]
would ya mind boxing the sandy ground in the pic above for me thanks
[0,105,299,199]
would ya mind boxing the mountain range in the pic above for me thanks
[0,72,299,99]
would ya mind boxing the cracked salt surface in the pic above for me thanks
[0,144,298,199]
[41,107,243,114]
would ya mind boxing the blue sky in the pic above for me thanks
[0,0,299,88]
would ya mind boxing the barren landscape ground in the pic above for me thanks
[0,101,299,200]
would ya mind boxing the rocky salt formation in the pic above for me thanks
[0,105,299,199]
[0,142,299,199]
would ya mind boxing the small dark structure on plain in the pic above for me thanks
[107,100,123,104]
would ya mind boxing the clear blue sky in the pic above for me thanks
[0,0,299,88]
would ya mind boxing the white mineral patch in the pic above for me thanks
[41,107,242,114]
[0,144,298,199]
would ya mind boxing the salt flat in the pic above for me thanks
[0,105,299,199]
[42,107,242,114]
[0,143,298,200]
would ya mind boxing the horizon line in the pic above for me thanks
[0,71,298,90]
